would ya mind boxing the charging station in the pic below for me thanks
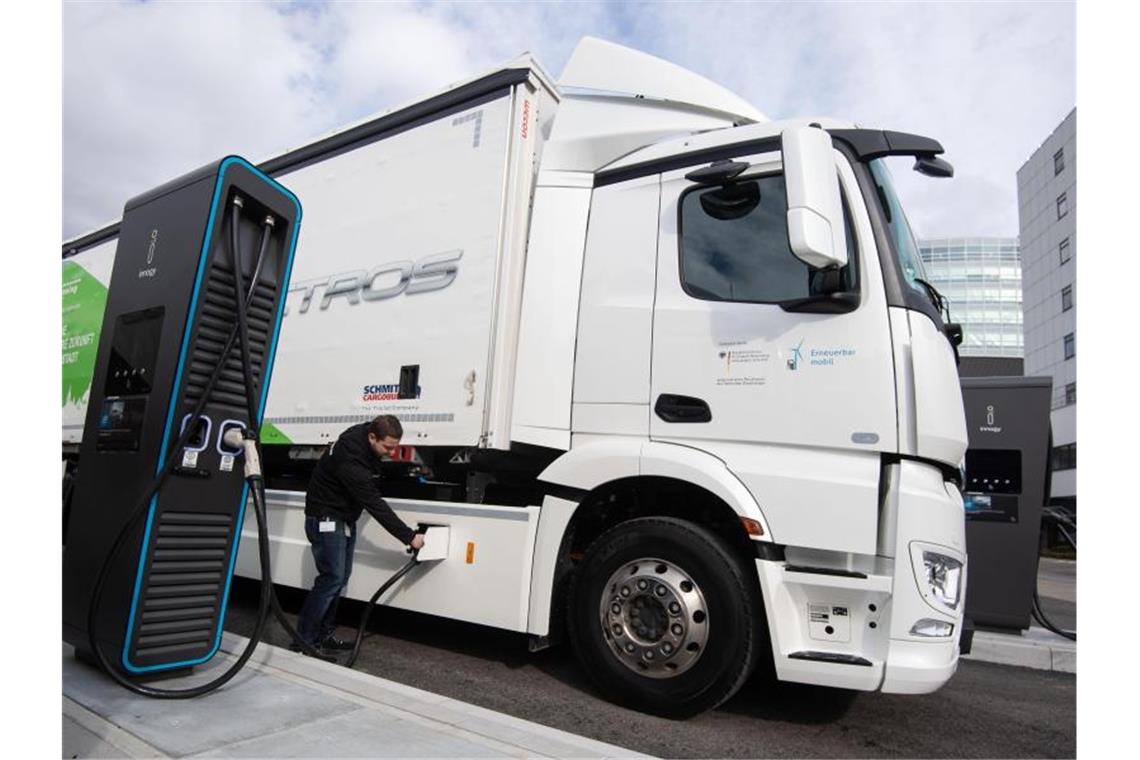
[960,376,1053,630]
[62,157,300,677]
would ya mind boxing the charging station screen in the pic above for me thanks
[104,307,164,397]
[97,307,164,451]
[96,397,148,451]
[964,449,1021,523]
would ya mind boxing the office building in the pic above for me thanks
[1017,108,1076,510]
[918,237,1023,377]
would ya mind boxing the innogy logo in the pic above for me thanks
[979,403,1002,433]
[138,228,159,278]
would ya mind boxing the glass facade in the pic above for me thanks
[918,237,1023,357]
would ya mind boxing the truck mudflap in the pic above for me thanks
[755,459,967,693]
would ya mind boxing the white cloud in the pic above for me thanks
[63,0,1074,241]
[64,1,330,237]
[612,1,1075,238]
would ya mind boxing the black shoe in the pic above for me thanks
[290,640,336,661]
[319,634,354,652]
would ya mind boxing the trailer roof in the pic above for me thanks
[64,55,558,257]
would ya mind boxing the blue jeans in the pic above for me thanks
[295,515,356,646]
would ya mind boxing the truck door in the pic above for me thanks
[650,148,898,459]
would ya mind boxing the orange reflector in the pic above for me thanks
[466,542,475,564]
[741,517,764,537]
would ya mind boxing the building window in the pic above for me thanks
[1056,193,1068,219]
[1065,382,1076,405]
[1054,148,1064,175]
[1051,443,1076,471]
[1059,238,1071,265]
[1063,332,1075,359]
[1061,285,1073,312]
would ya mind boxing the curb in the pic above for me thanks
[962,626,1075,673]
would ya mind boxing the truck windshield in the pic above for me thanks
[868,159,937,309]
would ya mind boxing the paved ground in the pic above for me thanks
[63,637,642,759]
[225,567,1076,759]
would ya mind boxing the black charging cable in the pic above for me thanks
[1031,508,1076,642]
[226,199,337,662]
[344,551,421,669]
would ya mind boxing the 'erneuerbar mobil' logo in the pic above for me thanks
[362,383,421,402]
[787,338,805,370]
[287,249,463,315]
[786,337,857,369]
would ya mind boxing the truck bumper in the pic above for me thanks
[755,459,967,693]
[880,638,959,693]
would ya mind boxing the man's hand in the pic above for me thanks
[410,533,425,551]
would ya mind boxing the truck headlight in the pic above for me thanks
[921,550,963,610]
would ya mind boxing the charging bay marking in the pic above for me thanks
[220,455,235,472]
[181,450,199,468]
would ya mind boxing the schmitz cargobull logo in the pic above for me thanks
[362,383,421,402]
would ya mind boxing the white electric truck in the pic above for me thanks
[62,38,968,717]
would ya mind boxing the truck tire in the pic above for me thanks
[568,516,764,718]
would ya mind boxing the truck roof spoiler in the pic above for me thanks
[559,37,766,125]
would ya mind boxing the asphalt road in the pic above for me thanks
[224,578,1075,759]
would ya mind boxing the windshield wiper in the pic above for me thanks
[914,276,963,362]
[914,277,948,319]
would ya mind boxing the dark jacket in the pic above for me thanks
[304,422,417,546]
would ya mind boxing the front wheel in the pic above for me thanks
[568,517,765,718]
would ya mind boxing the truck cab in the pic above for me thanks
[511,39,968,712]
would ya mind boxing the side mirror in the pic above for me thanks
[781,126,848,270]
[915,155,954,178]
[698,181,760,220]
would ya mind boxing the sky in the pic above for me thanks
[63,1,1075,243]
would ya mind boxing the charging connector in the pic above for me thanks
[416,525,450,562]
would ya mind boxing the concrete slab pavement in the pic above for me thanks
[63,634,651,759]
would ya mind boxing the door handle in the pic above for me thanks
[654,394,712,423]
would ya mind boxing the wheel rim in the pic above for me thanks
[598,557,709,679]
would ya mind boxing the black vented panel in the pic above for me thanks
[183,263,278,415]
[132,511,234,663]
